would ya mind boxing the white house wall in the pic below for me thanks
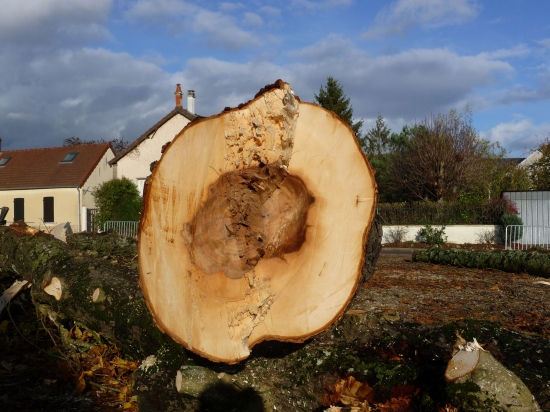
[0,188,79,232]
[82,149,115,208]
[117,114,190,195]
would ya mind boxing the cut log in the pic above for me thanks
[446,335,542,411]
[139,80,377,363]
[0,280,31,313]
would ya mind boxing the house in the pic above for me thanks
[517,151,542,169]
[109,84,198,195]
[0,143,115,232]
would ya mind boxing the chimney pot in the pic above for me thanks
[187,90,195,115]
[174,84,183,107]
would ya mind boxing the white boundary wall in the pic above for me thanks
[382,225,501,244]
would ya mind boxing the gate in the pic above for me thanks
[86,208,99,233]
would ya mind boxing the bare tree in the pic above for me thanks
[63,137,130,154]
[388,109,490,202]
[528,135,550,190]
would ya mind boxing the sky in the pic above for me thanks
[1,0,550,157]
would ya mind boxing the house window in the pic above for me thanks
[137,178,146,197]
[14,198,24,221]
[0,156,12,167]
[43,197,54,223]
[61,152,79,163]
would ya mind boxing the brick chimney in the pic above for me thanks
[174,84,183,107]
[187,90,195,115]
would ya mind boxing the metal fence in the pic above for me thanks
[103,221,139,238]
[504,225,550,250]
[377,200,509,225]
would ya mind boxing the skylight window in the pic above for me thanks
[0,156,12,167]
[61,152,78,163]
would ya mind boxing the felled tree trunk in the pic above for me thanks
[0,225,181,360]
[139,80,377,363]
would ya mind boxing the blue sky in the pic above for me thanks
[1,0,550,157]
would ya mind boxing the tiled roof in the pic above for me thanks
[109,106,197,165]
[0,143,113,190]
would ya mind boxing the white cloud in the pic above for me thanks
[286,37,512,120]
[7,112,25,119]
[537,38,550,49]
[60,98,84,108]
[363,0,480,39]
[123,0,190,22]
[0,0,112,43]
[193,10,260,50]
[259,6,281,17]
[477,45,531,60]
[476,65,550,108]
[290,0,353,9]
[288,34,360,62]
[123,0,258,51]
[158,38,515,143]
[243,12,263,27]
[480,118,550,156]
[0,46,176,150]
[180,58,293,113]
[219,2,244,12]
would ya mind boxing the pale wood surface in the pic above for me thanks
[138,81,377,363]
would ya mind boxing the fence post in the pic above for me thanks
[505,225,509,250]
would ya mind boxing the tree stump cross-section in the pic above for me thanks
[138,80,377,363]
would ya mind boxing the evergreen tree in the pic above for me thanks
[314,77,363,139]
[363,114,391,156]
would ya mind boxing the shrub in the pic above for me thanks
[475,229,496,245]
[383,226,409,244]
[93,178,142,227]
[498,213,523,244]
[417,225,447,245]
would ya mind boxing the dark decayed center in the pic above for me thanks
[181,163,314,279]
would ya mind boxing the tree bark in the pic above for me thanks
[0,225,181,360]
[0,216,382,411]
[362,214,382,283]
[139,80,378,363]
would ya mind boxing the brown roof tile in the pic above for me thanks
[0,143,113,190]
[109,106,198,165]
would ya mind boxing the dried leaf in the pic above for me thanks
[76,371,92,393]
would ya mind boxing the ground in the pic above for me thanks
[360,251,550,339]
[1,247,549,411]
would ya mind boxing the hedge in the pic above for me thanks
[378,199,510,225]
[412,246,550,278]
